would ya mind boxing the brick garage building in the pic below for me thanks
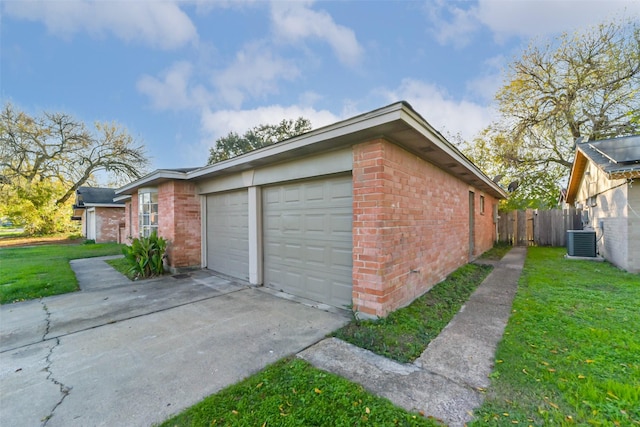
[117,102,507,317]
[72,187,125,243]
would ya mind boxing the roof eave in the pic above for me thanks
[117,101,505,200]
[187,102,407,181]
[188,101,506,199]
[566,149,588,204]
[116,169,190,195]
[82,203,125,208]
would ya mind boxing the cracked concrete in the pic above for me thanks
[299,247,526,427]
[40,302,72,426]
[1,257,349,427]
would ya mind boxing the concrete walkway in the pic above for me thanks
[1,256,349,427]
[299,246,527,427]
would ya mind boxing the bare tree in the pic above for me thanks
[0,103,149,232]
[467,19,639,209]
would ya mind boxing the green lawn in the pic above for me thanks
[105,257,136,280]
[332,263,493,363]
[480,241,513,261]
[0,242,124,304]
[158,357,441,427]
[470,247,640,426]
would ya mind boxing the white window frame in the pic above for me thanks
[138,188,158,237]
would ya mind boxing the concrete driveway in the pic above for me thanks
[0,256,349,427]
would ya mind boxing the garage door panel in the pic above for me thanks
[331,247,352,270]
[330,213,353,234]
[206,190,249,280]
[264,175,353,308]
[329,179,353,200]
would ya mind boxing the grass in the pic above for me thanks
[158,357,442,427]
[332,263,493,363]
[105,257,136,280]
[470,247,640,426]
[480,241,512,261]
[0,242,124,304]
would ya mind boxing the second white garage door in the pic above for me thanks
[206,190,249,281]
[263,175,353,308]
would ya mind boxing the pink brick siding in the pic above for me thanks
[124,182,201,271]
[352,139,497,317]
[93,207,125,243]
[157,181,201,270]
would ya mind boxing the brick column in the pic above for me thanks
[158,181,202,271]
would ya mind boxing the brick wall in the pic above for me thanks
[352,139,497,317]
[94,207,125,243]
[158,181,202,270]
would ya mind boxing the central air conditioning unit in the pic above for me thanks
[566,230,596,257]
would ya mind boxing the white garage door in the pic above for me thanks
[206,190,249,280]
[263,175,353,308]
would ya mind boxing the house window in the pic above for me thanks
[480,195,485,214]
[139,190,158,237]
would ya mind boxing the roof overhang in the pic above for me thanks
[82,203,125,208]
[566,150,588,204]
[116,169,191,196]
[566,142,640,204]
[113,194,132,203]
[116,102,507,199]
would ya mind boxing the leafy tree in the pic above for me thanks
[208,117,312,164]
[468,19,639,210]
[0,104,149,233]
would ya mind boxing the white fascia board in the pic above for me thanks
[400,108,508,199]
[187,102,405,180]
[116,169,190,195]
[82,203,125,208]
[113,194,132,203]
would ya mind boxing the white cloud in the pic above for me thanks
[200,104,339,140]
[213,42,300,109]
[3,0,197,50]
[476,0,640,39]
[426,0,480,48]
[176,104,341,165]
[426,0,640,46]
[465,55,506,102]
[270,1,363,67]
[380,78,496,142]
[137,61,212,111]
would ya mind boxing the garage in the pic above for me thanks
[262,175,353,308]
[206,189,249,280]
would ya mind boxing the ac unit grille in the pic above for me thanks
[567,231,596,257]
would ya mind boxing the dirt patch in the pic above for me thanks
[0,236,84,248]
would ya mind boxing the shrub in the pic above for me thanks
[122,232,168,279]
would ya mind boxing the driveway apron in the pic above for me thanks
[0,256,349,427]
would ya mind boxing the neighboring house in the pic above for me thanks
[566,135,640,273]
[116,102,507,317]
[72,187,125,243]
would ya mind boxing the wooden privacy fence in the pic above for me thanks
[497,208,582,247]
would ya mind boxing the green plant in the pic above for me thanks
[83,239,96,245]
[480,241,512,260]
[106,257,136,280]
[333,263,492,363]
[122,232,168,279]
[158,357,440,426]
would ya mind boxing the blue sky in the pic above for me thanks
[2,0,638,181]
